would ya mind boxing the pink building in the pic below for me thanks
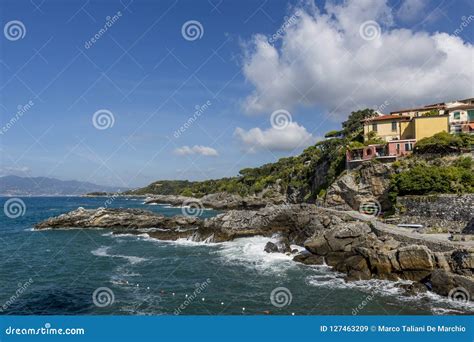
[346,139,416,169]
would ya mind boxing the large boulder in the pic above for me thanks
[429,270,474,301]
[462,218,474,234]
[304,221,372,255]
[397,245,434,270]
[324,163,393,211]
[293,253,325,265]
[336,255,371,281]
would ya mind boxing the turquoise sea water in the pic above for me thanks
[0,197,472,315]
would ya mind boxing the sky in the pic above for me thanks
[0,0,473,188]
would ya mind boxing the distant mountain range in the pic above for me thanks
[0,175,126,196]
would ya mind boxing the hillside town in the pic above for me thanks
[346,98,474,167]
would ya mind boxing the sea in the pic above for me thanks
[1,196,473,315]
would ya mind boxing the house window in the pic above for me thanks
[372,123,377,132]
[468,110,474,122]
[396,144,400,153]
[391,121,397,131]
[453,111,461,120]
[405,143,413,151]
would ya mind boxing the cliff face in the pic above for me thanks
[323,162,393,212]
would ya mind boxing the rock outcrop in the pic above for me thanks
[299,216,474,298]
[144,192,283,210]
[324,162,393,212]
[35,204,474,301]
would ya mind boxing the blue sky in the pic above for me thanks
[1,0,473,188]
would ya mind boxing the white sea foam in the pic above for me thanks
[91,246,147,264]
[214,236,297,273]
[306,272,474,314]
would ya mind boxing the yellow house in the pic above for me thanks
[364,115,411,141]
[364,114,449,141]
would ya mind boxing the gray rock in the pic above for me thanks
[397,245,434,270]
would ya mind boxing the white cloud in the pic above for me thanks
[174,145,219,156]
[397,0,427,22]
[242,0,473,117]
[0,166,31,176]
[234,122,316,152]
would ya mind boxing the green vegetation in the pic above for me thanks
[324,130,343,138]
[421,109,439,117]
[414,132,474,155]
[389,156,474,202]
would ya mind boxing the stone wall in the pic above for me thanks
[396,194,474,233]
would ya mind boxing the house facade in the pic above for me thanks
[347,97,472,168]
[447,104,474,134]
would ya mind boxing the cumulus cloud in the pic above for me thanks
[242,0,473,117]
[397,0,427,22]
[0,166,31,176]
[174,145,219,156]
[234,122,316,152]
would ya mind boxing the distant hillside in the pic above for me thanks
[0,175,125,196]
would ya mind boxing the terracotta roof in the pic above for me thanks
[364,115,411,122]
[469,123,474,130]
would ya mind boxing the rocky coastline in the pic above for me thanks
[143,192,284,210]
[35,203,474,302]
